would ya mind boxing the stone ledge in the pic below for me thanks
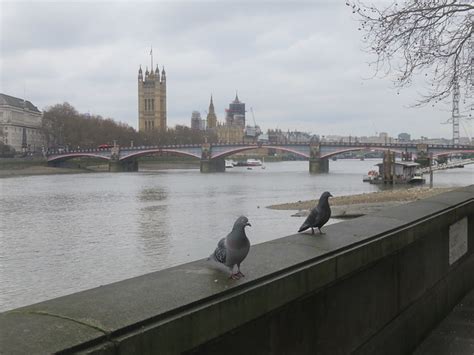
[1,186,473,354]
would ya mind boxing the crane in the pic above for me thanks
[250,107,257,126]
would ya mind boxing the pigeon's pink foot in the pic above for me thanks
[236,271,245,277]
[229,273,240,280]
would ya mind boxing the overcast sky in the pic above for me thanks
[1,0,471,139]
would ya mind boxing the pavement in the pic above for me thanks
[414,288,474,354]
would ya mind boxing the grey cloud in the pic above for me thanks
[1,0,467,139]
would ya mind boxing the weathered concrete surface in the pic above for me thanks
[1,186,473,354]
[414,288,474,354]
[0,311,106,355]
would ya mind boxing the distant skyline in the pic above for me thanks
[1,1,472,140]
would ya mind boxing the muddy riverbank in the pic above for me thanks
[268,187,456,218]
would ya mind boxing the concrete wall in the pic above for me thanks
[1,187,473,354]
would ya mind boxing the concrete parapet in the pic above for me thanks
[1,186,473,354]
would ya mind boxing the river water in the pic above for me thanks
[0,160,472,311]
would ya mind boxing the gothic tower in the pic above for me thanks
[138,55,167,132]
[206,95,217,129]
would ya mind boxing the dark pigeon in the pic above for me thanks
[210,216,251,279]
[298,191,333,235]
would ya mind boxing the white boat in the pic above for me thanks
[409,173,425,184]
[246,158,262,166]
[225,160,235,168]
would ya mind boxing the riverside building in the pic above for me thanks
[137,57,167,133]
[0,93,43,153]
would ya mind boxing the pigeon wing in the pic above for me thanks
[315,206,331,228]
[298,206,320,232]
[213,237,227,264]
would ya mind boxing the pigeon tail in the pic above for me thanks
[298,223,310,233]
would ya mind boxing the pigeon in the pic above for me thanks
[298,191,333,235]
[210,216,251,279]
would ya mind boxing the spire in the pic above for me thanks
[145,66,149,77]
[150,46,153,72]
[161,66,166,83]
[138,65,143,80]
[234,91,240,103]
[154,64,160,80]
[209,95,215,112]
[206,94,217,129]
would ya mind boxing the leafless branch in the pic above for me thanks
[348,0,473,107]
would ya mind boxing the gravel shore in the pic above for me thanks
[268,187,457,218]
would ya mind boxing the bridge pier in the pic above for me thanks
[109,159,138,172]
[309,158,329,174]
[200,159,225,173]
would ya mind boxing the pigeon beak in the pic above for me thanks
[246,222,252,227]
[329,193,333,197]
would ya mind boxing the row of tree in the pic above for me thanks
[42,103,218,150]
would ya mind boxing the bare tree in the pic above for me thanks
[349,0,473,107]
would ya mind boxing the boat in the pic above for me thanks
[369,161,425,185]
[225,160,235,168]
[246,158,263,166]
[233,158,263,167]
[408,173,426,184]
[363,170,379,182]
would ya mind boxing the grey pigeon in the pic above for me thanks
[210,216,251,279]
[298,191,333,235]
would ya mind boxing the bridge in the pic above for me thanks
[418,158,474,174]
[46,142,474,173]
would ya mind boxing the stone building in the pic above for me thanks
[138,62,167,133]
[213,94,245,143]
[0,93,43,152]
[206,96,217,130]
[225,94,245,127]
[398,132,411,142]
[191,111,206,131]
[216,123,244,143]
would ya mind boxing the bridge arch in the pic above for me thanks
[211,145,310,159]
[47,153,111,163]
[119,149,201,161]
[320,147,405,159]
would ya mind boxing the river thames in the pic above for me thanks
[1,159,472,312]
